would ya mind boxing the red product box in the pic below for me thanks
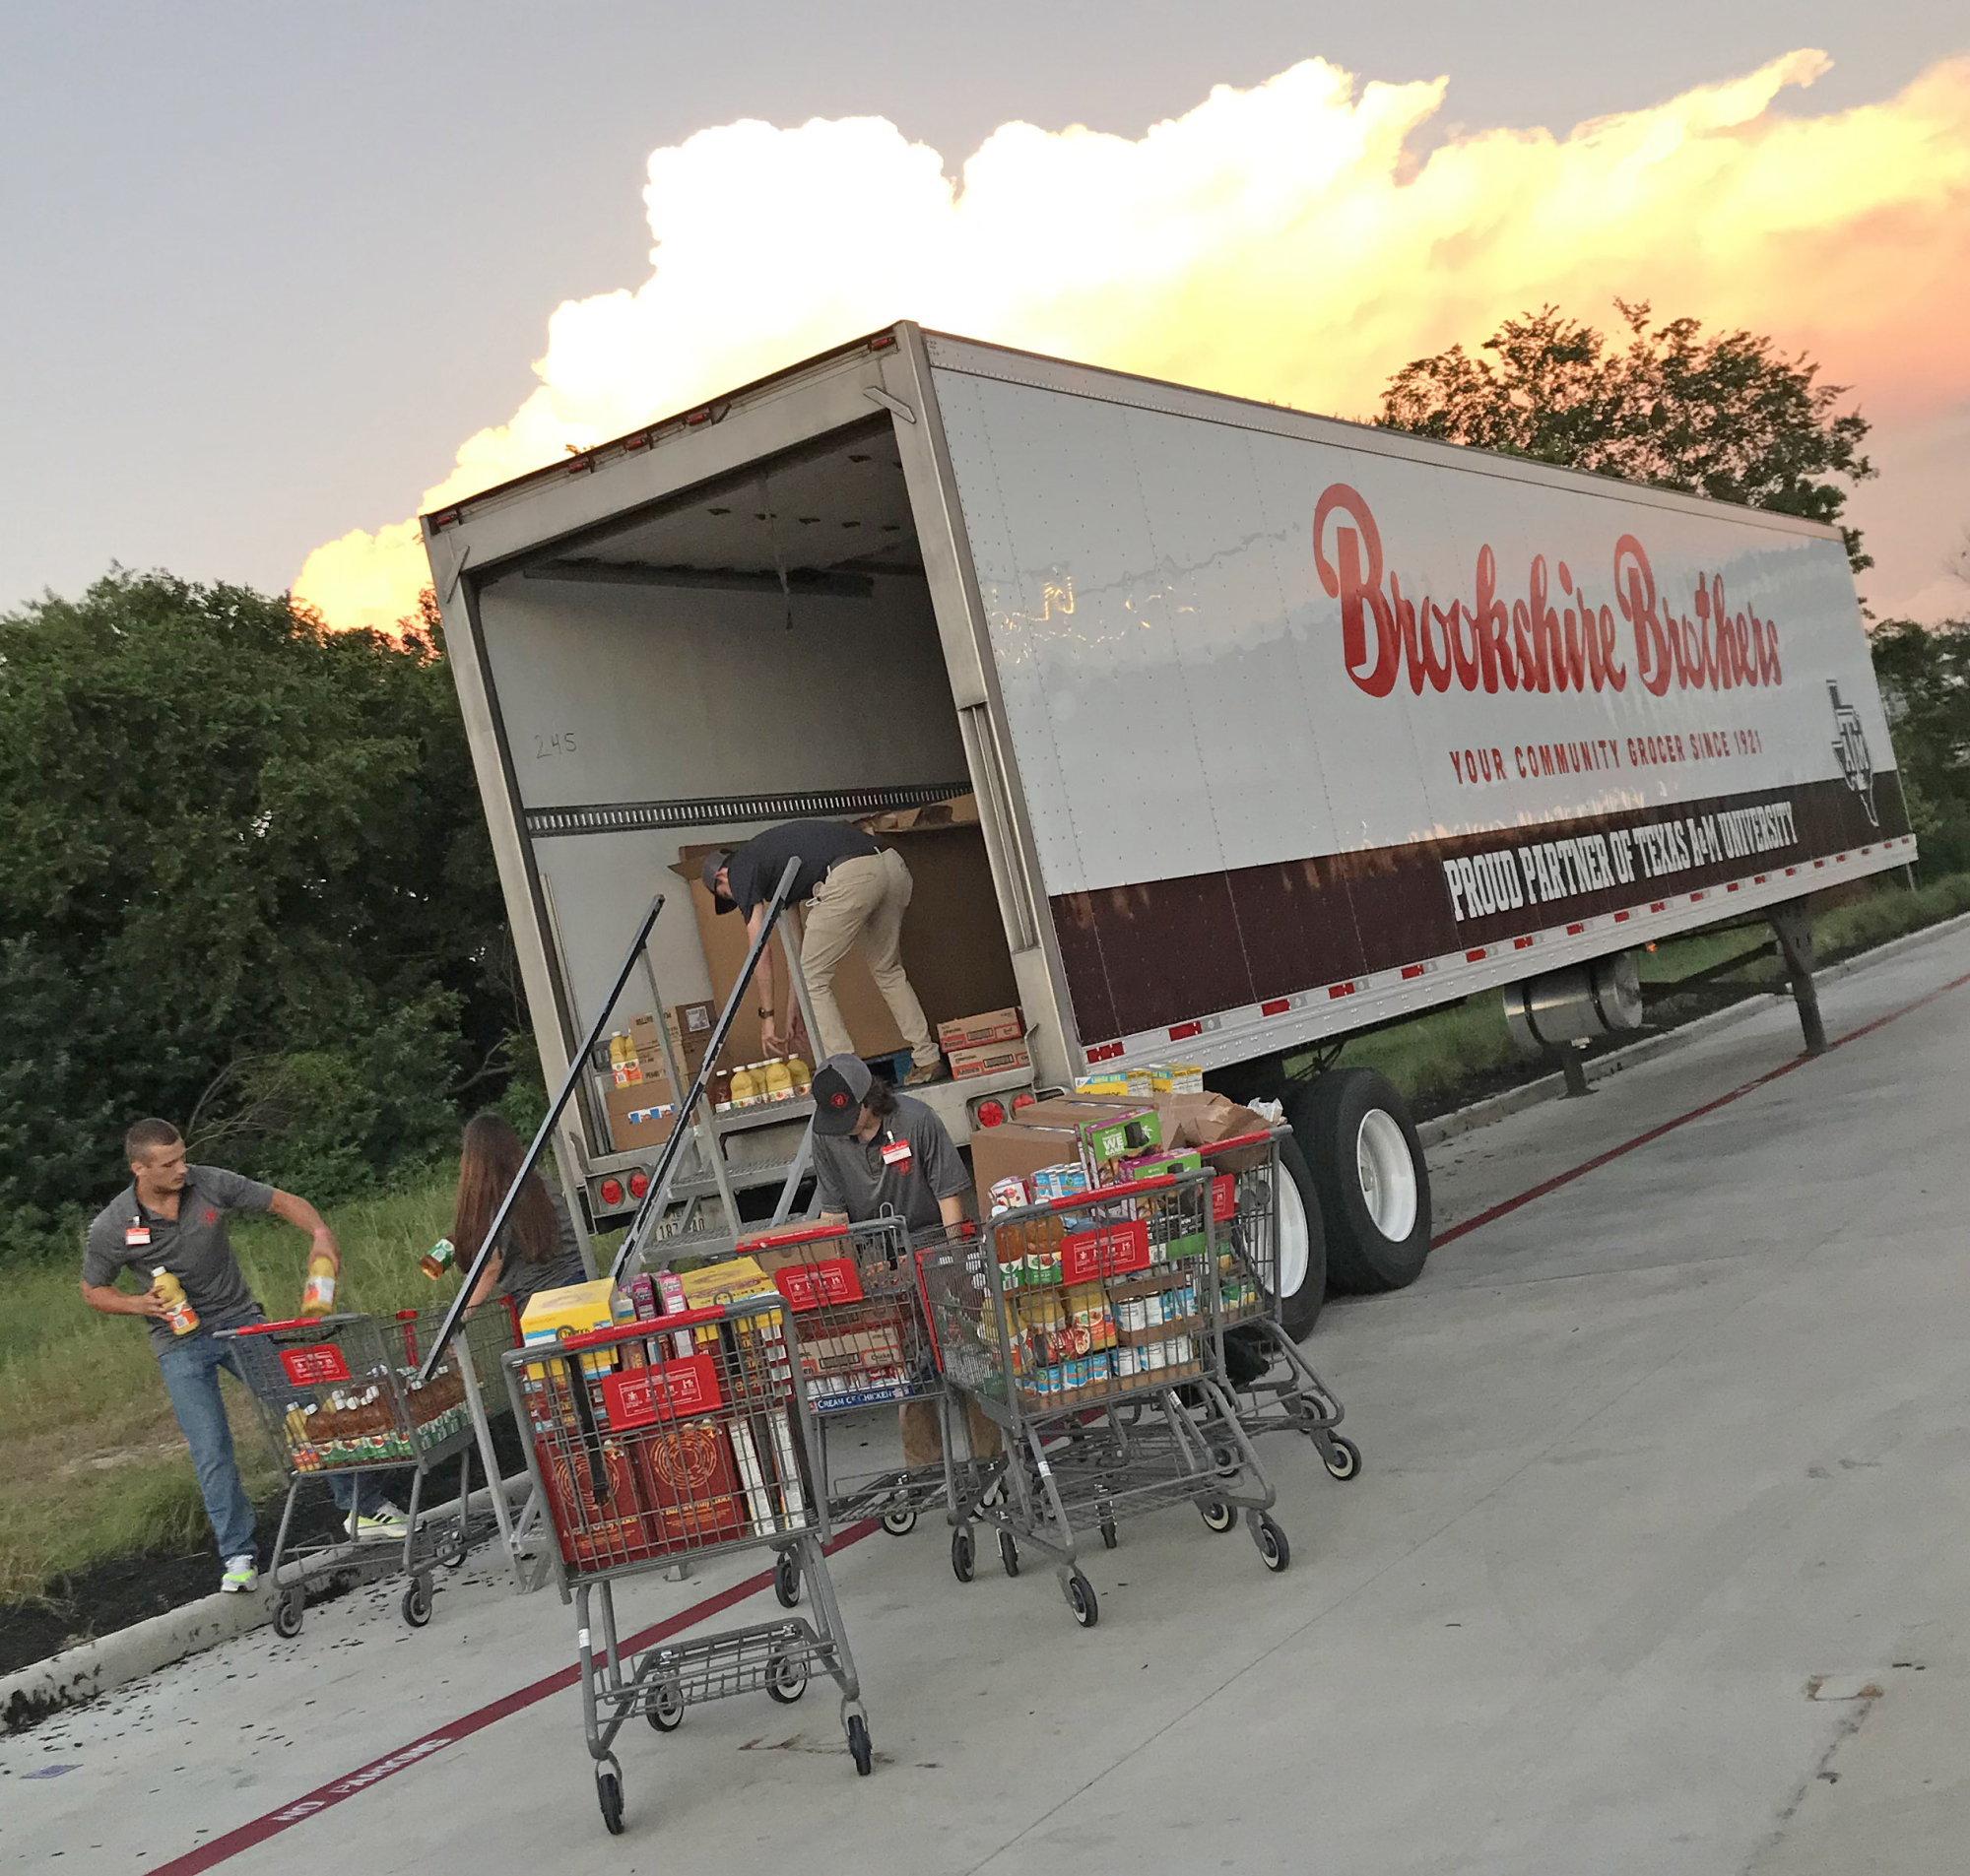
[633,1420,748,1549]
[1060,1216,1150,1285]
[281,1344,351,1387]
[536,1434,662,1568]
[601,1352,723,1429]
[768,1257,864,1312]
[1212,1174,1238,1224]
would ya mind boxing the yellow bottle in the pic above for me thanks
[763,1057,794,1102]
[730,1063,758,1109]
[785,1056,812,1096]
[151,1266,199,1336]
[299,1252,337,1318]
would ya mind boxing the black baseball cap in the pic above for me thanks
[810,1054,873,1135]
[701,850,735,913]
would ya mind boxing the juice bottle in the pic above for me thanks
[299,1252,337,1318]
[785,1056,812,1096]
[420,1237,455,1280]
[150,1267,199,1335]
[730,1063,758,1109]
[710,1066,735,1112]
[762,1057,794,1102]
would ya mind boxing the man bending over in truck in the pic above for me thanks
[702,818,945,1085]
[81,1119,408,1595]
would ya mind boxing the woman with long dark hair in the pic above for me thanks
[451,1112,588,1308]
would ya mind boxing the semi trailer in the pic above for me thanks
[425,323,1910,1335]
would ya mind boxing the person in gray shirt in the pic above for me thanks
[81,1117,405,1594]
[808,1054,999,1467]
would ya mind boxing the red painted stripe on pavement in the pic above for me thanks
[146,1519,878,1876]
[1433,967,1970,1251]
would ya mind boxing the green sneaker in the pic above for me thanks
[348,1504,410,1542]
[220,1556,259,1593]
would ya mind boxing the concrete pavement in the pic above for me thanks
[6,926,1969,1875]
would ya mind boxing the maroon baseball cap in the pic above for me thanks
[810,1054,873,1135]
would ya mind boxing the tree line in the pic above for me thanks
[2,303,1963,1257]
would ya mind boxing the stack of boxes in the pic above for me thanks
[936,1006,1028,1080]
[603,1001,717,1151]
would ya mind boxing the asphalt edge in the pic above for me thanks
[1,1478,528,1735]
[8,903,1968,1734]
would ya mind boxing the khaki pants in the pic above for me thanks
[799,849,937,1070]
[899,1394,1003,1467]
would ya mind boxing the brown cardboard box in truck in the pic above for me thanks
[967,1118,1094,1197]
[948,1040,1030,1080]
[604,1075,680,1151]
[673,809,1018,1066]
[937,1007,1024,1051]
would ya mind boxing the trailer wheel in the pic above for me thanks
[1272,1132,1328,1339]
[1291,1068,1431,1293]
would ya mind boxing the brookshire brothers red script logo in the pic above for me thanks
[1313,485,1784,700]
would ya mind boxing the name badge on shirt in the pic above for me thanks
[880,1137,913,1173]
[125,1225,152,1249]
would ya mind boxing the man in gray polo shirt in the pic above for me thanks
[81,1117,405,1594]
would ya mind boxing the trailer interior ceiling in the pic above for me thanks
[471,416,1018,1082]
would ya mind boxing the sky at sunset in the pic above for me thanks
[5,5,1966,630]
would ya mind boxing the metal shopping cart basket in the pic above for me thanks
[728,1216,998,1611]
[222,1298,520,1636]
[1205,1129,1362,1483]
[915,1165,1290,1630]
[503,1293,871,1837]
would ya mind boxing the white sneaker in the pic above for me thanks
[220,1556,259,1593]
[347,1503,411,1542]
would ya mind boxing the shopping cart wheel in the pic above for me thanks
[645,1686,684,1732]
[434,1529,468,1571]
[596,1760,625,1835]
[950,1525,975,1583]
[882,1506,918,1536]
[1254,1515,1291,1573]
[401,1577,432,1628]
[846,1713,874,1777]
[1066,1571,1099,1628]
[766,1650,809,1705]
[1200,1500,1237,1534]
[773,1550,802,1608]
[273,1589,305,1640]
[1321,1435,1362,1481]
[1099,1519,1118,1551]
[998,1531,1020,1579]
[1211,1444,1240,1479]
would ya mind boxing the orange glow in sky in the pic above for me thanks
[295,49,1970,632]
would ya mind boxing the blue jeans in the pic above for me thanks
[156,1308,381,1563]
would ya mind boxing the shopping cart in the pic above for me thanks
[915,1166,1289,1629]
[1205,1129,1362,1482]
[727,1216,1002,1611]
[504,1292,871,1837]
[222,1298,520,1636]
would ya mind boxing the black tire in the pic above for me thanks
[846,1713,874,1777]
[1200,1500,1237,1534]
[596,1766,624,1835]
[1099,1520,1118,1551]
[401,1579,432,1629]
[1290,1067,1432,1293]
[1321,1434,1362,1481]
[1255,1515,1290,1573]
[1270,1132,1330,1339]
[881,1507,917,1537]
[273,1591,304,1640]
[765,1654,808,1705]
[645,1688,685,1732]
[1066,1571,1099,1628]
[999,1531,1019,1579]
[773,1550,801,1609]
[951,1525,974,1584]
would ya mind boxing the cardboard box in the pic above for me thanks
[744,1229,865,1312]
[948,1040,1030,1080]
[604,1076,679,1151]
[938,1007,1024,1051]
[968,1118,1095,1198]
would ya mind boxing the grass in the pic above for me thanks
[2,868,1966,1607]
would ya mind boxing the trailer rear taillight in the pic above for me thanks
[972,1100,1007,1129]
[1013,1092,1036,1116]
[599,1178,624,1208]
[869,333,897,351]
[627,1171,649,1200]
